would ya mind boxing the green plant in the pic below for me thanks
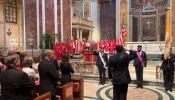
[42,33,53,49]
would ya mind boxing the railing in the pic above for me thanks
[72,16,93,27]
[125,41,164,54]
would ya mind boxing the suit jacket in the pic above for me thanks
[51,58,60,71]
[161,53,175,71]
[133,51,147,67]
[38,58,59,96]
[0,67,36,100]
[96,52,108,68]
[109,52,136,85]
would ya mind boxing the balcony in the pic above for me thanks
[72,16,94,31]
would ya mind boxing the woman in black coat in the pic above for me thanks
[60,54,74,85]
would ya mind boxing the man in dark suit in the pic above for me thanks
[133,45,147,88]
[38,49,59,100]
[51,58,60,71]
[96,48,108,85]
[109,45,136,100]
[0,54,36,100]
[161,48,175,92]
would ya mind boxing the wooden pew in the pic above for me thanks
[56,82,73,100]
[71,77,84,100]
[34,92,51,100]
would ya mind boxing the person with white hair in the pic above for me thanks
[22,57,39,80]
[8,48,16,56]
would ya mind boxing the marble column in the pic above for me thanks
[139,10,142,41]
[156,8,159,41]
[116,0,120,39]
[80,28,82,41]
[90,1,100,41]
[76,28,79,39]
[24,0,37,49]
[89,31,92,41]
[129,15,133,42]
[63,0,71,42]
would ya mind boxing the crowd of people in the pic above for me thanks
[95,45,174,100]
[0,42,174,100]
[0,49,74,100]
[54,39,123,60]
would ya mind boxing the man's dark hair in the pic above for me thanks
[115,45,124,53]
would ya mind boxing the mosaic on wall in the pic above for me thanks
[129,0,170,42]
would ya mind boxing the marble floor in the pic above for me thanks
[83,80,175,100]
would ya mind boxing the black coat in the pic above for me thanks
[161,54,175,71]
[109,52,136,85]
[51,58,60,71]
[133,51,147,67]
[38,58,59,96]
[60,63,74,85]
[0,67,36,100]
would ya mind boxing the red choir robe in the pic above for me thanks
[54,44,60,60]
[99,41,104,49]
[62,43,66,54]
[68,41,73,55]
[104,41,109,53]
[59,43,63,58]
[113,41,117,53]
[74,40,80,54]
[110,41,114,54]
[89,42,92,50]
[80,41,83,53]
[95,42,99,51]
[83,42,86,50]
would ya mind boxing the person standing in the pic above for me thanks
[161,48,175,92]
[96,48,108,85]
[68,39,74,56]
[133,45,147,88]
[38,49,59,100]
[60,54,74,85]
[54,42,60,60]
[0,54,36,100]
[109,45,136,100]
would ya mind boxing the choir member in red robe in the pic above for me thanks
[104,40,110,53]
[68,39,73,55]
[83,40,86,51]
[74,39,80,54]
[110,40,115,54]
[59,42,63,58]
[113,40,117,54]
[95,41,99,51]
[54,42,60,60]
[99,40,104,49]
[62,42,66,54]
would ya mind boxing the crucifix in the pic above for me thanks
[146,20,152,29]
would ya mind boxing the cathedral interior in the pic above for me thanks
[0,0,175,99]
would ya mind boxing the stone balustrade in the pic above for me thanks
[72,16,94,27]
[125,41,165,54]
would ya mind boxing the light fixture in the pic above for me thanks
[7,29,12,36]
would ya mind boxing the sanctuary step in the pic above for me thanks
[72,63,172,86]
